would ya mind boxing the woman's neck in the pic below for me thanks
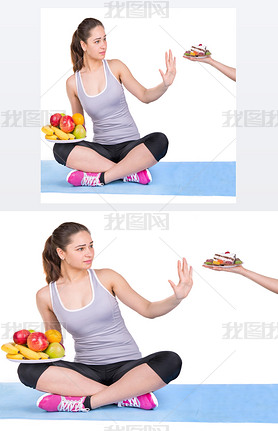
[58,266,89,285]
[82,56,103,73]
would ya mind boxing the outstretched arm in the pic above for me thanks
[108,258,193,319]
[203,265,278,294]
[183,55,236,82]
[114,50,176,104]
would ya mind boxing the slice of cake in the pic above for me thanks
[204,251,243,266]
[213,251,236,265]
[191,44,207,56]
[184,43,211,57]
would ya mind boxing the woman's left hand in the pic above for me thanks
[159,49,176,87]
[168,258,193,300]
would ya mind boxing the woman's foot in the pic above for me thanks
[123,169,152,185]
[67,170,104,187]
[37,393,89,412]
[117,392,158,410]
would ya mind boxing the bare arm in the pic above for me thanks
[66,75,85,115]
[183,55,236,81]
[36,287,64,342]
[208,58,236,81]
[203,265,278,294]
[115,51,176,104]
[239,267,278,294]
[107,258,193,319]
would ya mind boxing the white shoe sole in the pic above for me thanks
[146,168,152,184]
[150,391,158,409]
[36,392,53,408]
[66,170,77,183]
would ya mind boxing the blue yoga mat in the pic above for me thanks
[1,383,278,422]
[41,161,236,196]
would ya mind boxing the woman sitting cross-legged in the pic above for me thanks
[17,222,193,412]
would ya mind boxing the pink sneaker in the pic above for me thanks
[67,170,104,187]
[117,392,158,410]
[123,169,152,185]
[37,393,89,412]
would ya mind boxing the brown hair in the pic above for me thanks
[70,18,104,73]
[42,222,91,284]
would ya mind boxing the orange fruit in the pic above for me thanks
[45,329,62,343]
[72,113,84,125]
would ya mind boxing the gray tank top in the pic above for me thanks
[75,60,140,145]
[49,269,142,365]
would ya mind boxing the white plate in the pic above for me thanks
[45,138,86,144]
[203,262,243,268]
[183,54,211,58]
[7,356,65,364]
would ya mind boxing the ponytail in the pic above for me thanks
[70,18,104,73]
[42,222,91,284]
[70,30,85,73]
[42,236,61,284]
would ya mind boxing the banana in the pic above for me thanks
[6,353,25,360]
[41,125,54,135]
[45,134,58,140]
[67,133,75,140]
[1,343,20,355]
[51,126,69,140]
[15,344,41,360]
[38,351,49,359]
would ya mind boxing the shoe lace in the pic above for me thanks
[121,397,140,407]
[126,173,139,182]
[57,397,88,412]
[81,173,100,186]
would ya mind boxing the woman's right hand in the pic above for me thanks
[183,55,213,64]
[202,264,246,275]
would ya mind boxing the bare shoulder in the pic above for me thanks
[36,285,52,309]
[66,74,77,92]
[107,59,128,78]
[107,59,124,68]
[94,268,122,294]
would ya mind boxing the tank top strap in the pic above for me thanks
[49,281,59,312]
[75,70,85,100]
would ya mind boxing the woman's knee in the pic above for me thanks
[145,132,169,161]
[161,351,182,380]
[149,350,182,384]
[17,363,49,389]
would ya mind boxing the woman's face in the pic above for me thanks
[82,25,107,60]
[58,230,94,270]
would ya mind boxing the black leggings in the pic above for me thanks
[53,132,169,166]
[17,351,182,390]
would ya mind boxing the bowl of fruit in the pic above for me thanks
[41,113,86,143]
[1,329,65,363]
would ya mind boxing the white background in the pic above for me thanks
[41,8,236,162]
[1,211,278,385]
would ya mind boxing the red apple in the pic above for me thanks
[13,329,30,345]
[60,115,75,133]
[50,113,62,127]
[27,332,49,352]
